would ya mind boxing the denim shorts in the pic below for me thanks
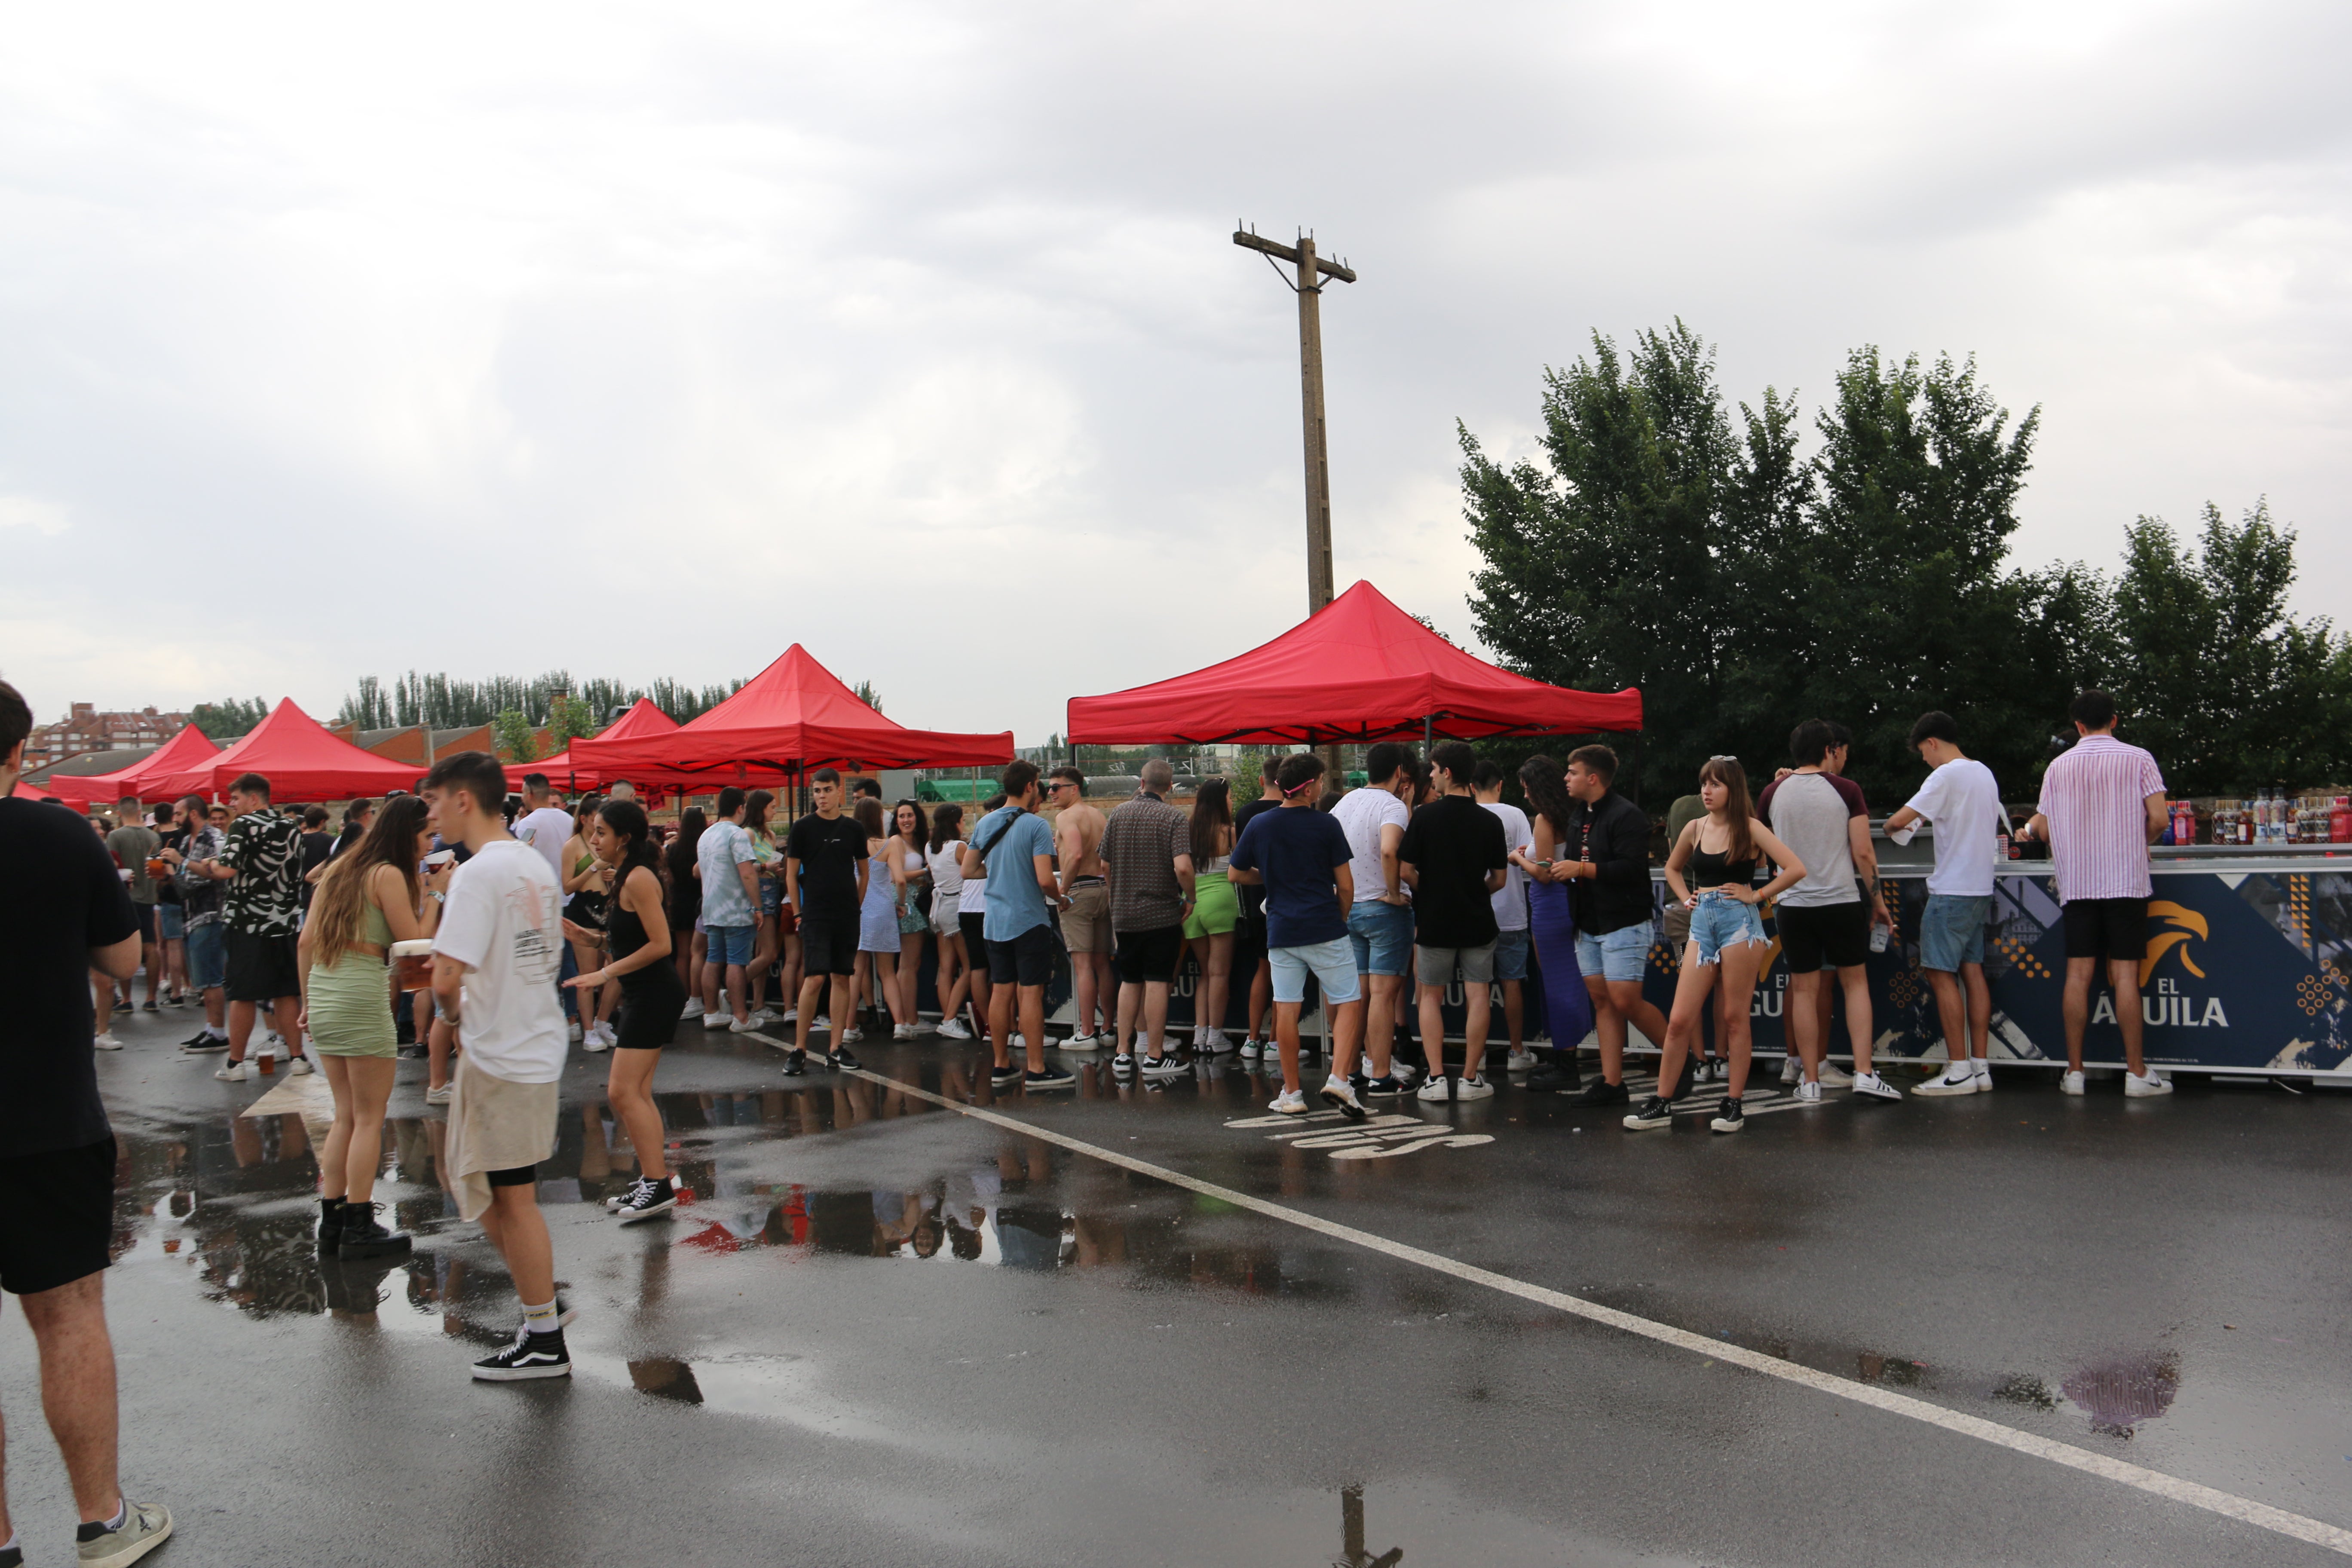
[1576,919,1654,985]
[185,920,225,991]
[156,903,186,942]
[1919,894,1991,973]
[1270,937,1362,1007]
[1491,927,1531,983]
[1687,892,1768,967]
[707,923,757,968]
[1347,900,1415,977]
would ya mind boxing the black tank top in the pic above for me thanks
[1689,832,1757,890]
[608,873,679,994]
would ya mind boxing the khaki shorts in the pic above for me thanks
[1062,882,1113,955]
[446,1057,560,1222]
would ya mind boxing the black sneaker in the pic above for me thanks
[1525,1062,1583,1092]
[472,1327,572,1381]
[1360,1074,1410,1096]
[1709,1097,1745,1135]
[781,1049,807,1077]
[614,1176,678,1224]
[141,998,159,1013]
[989,1060,1022,1086]
[1623,1095,1676,1130]
[180,1030,228,1052]
[826,1047,861,1071]
[315,1197,346,1254]
[338,1200,413,1260]
[1569,1077,1630,1107]
[0,1538,18,1568]
[1023,1066,1077,1090]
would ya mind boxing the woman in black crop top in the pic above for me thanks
[563,800,689,1222]
[1627,757,1805,1136]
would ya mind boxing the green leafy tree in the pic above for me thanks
[546,695,598,752]
[854,680,883,712]
[2111,500,2351,793]
[492,708,538,764]
[190,697,269,739]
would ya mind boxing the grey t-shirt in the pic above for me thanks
[107,824,162,905]
[1757,771,1868,908]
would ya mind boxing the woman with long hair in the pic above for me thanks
[1181,776,1239,1053]
[565,800,689,1222]
[885,799,931,1038]
[853,796,900,1041]
[959,792,1004,1043]
[743,790,784,1026]
[925,803,974,1039]
[562,792,618,1050]
[1513,756,1597,1089]
[297,794,449,1259]
[664,805,706,1003]
[1625,757,1805,1136]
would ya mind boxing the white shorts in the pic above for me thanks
[1269,937,1362,1008]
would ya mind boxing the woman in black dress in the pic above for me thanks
[564,799,689,1221]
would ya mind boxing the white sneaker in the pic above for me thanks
[1161,1033,1188,1054]
[288,1053,314,1075]
[584,1029,612,1053]
[94,1032,124,1050]
[1852,1072,1904,1101]
[701,1011,731,1029]
[812,1017,830,1032]
[568,1020,584,1044]
[842,1026,865,1044]
[1816,1060,1855,1088]
[1061,1032,1102,1052]
[213,1060,249,1081]
[1506,1047,1536,1073]
[680,998,704,1020]
[424,1083,453,1105]
[1795,1079,1822,1103]
[1779,1055,1802,1086]
[749,1008,778,1026]
[937,1017,973,1040]
[779,1008,798,1024]
[1969,1060,1994,1090]
[2060,1069,2086,1095]
[1914,1065,1979,1096]
[1267,1088,1307,1115]
[2124,1069,2173,1098]
[1415,1075,1454,1102]
[1204,1029,1237,1055]
[1238,1037,1264,1060]
[1010,1032,1027,1051]
[1319,1073,1366,1116]
[1193,1024,1211,1049]
[1454,1073,1495,1101]
[893,1024,916,1041]
[729,1017,761,1034]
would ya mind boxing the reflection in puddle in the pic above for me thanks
[628,1358,705,1405]
[2063,1351,2180,1437]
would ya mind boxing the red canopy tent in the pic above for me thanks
[205,699,429,802]
[1065,580,1642,746]
[572,644,1014,784]
[32,724,222,808]
[10,776,54,800]
[507,698,681,793]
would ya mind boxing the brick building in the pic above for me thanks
[24,702,193,772]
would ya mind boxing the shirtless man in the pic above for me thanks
[1047,766,1112,1049]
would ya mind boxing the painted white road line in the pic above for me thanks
[829,1060,2352,1559]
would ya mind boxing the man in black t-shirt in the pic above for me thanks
[0,679,176,1561]
[1397,741,1508,1103]
[1231,754,1285,1055]
[297,805,333,916]
[784,768,870,1071]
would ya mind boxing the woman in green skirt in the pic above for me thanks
[298,794,449,1260]
[1182,777,1240,1054]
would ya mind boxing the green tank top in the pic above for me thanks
[359,893,394,949]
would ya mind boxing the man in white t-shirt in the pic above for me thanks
[1328,742,1419,1093]
[425,751,573,1382]
[1885,711,2004,1097]
[509,773,575,885]
[1471,762,1537,1071]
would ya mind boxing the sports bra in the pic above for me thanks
[1689,829,1757,889]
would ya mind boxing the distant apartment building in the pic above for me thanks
[25,702,193,771]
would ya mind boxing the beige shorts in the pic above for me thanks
[1062,882,1113,955]
[445,1056,560,1222]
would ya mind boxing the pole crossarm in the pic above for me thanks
[1232,228,1357,284]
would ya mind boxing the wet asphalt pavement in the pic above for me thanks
[4,1006,2349,1568]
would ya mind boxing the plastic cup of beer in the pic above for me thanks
[391,939,435,992]
[146,856,168,879]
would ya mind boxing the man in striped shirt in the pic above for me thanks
[2021,689,2172,1098]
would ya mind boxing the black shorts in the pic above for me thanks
[224,928,300,1003]
[129,903,156,943]
[2063,897,2147,963]
[959,912,987,955]
[615,975,686,1050]
[800,910,860,977]
[0,1137,115,1295]
[487,1164,536,1188]
[1776,900,1869,973]
[1114,924,1185,985]
[987,924,1057,988]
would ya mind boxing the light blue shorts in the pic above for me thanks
[1491,927,1531,983]
[1576,920,1654,985]
[707,923,757,968]
[1271,937,1363,1007]
[1687,892,1768,967]
[1347,900,1415,977]
[1919,894,1991,973]
[156,903,186,942]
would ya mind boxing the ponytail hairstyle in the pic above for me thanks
[308,795,430,966]
[1698,755,1756,864]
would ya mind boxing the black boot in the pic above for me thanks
[338,1200,413,1260]
[1525,1049,1583,1092]
[316,1196,346,1255]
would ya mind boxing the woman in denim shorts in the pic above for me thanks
[1625,757,1806,1136]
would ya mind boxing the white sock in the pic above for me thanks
[1970,1057,1991,1072]
[522,1297,559,1334]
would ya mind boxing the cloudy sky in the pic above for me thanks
[3,1,2344,744]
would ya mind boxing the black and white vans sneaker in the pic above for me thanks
[614,1176,678,1224]
[472,1326,572,1381]
[1623,1095,1677,1130]
[1709,1097,1745,1134]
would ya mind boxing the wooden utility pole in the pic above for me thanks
[1233,226,1357,619]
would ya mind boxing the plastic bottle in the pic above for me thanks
[2331,795,2351,845]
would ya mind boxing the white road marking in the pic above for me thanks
[827,1058,2352,1559]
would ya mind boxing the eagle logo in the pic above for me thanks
[2139,902,2206,988]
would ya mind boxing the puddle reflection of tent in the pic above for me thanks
[2062,1351,2180,1435]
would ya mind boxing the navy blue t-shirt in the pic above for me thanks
[1231,805,1352,949]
